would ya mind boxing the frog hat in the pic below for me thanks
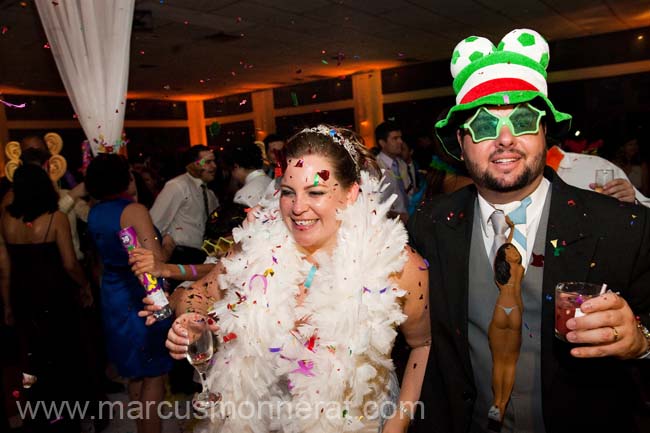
[434,28,572,160]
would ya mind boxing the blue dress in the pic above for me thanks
[88,198,172,378]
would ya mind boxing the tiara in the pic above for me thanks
[302,125,359,171]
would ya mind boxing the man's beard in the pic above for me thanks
[465,148,546,193]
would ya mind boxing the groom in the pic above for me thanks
[409,29,650,433]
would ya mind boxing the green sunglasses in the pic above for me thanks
[461,103,546,142]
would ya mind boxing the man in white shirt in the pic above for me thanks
[227,142,272,208]
[547,145,650,206]
[150,145,218,265]
[375,121,411,222]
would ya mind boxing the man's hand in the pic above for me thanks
[565,291,648,359]
[590,179,636,203]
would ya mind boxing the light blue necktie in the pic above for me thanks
[507,196,532,249]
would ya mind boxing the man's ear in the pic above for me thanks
[186,161,202,177]
[377,139,385,150]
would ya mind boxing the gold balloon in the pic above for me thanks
[48,154,67,182]
[5,141,21,162]
[44,132,63,155]
[5,160,20,182]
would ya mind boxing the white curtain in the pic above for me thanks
[35,0,135,155]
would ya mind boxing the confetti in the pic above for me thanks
[321,59,329,64]
[269,347,281,352]
[294,160,303,167]
[1,26,8,35]
[530,253,544,267]
[43,42,50,49]
[317,169,330,181]
[567,199,576,206]
[311,93,317,99]
[0,99,26,109]
[249,274,268,294]
[291,360,315,377]
[290,91,299,107]
[550,239,558,248]
[418,258,430,270]
[11,390,20,399]
[208,121,221,137]
[223,332,237,342]
[236,16,242,23]
[239,99,248,106]
[553,246,565,257]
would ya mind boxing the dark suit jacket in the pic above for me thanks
[408,167,650,433]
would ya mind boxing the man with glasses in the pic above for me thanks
[409,29,650,433]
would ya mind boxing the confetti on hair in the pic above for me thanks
[269,347,282,353]
[0,99,26,108]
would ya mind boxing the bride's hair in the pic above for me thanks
[285,125,379,188]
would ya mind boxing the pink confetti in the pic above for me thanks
[239,99,247,106]
[291,360,315,377]
[43,42,50,49]
[1,26,8,35]
[0,99,26,109]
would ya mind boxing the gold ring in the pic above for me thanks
[611,326,619,342]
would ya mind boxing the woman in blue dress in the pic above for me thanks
[86,154,172,433]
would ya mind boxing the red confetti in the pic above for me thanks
[317,170,330,180]
[223,332,237,342]
[1,26,8,35]
[306,334,317,352]
[567,199,576,206]
[183,20,189,25]
[43,42,50,49]
[139,50,145,55]
[236,17,242,23]
[311,94,317,99]
[530,253,544,267]
[12,390,20,399]
[294,159,303,167]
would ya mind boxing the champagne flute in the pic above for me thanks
[186,315,221,410]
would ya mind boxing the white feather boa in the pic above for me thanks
[204,172,408,433]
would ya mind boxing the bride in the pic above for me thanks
[137,125,431,433]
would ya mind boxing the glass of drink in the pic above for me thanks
[555,282,603,341]
[186,315,221,410]
[594,169,614,193]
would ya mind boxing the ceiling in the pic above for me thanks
[1,0,650,100]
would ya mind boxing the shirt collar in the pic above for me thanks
[477,177,550,237]
[377,151,396,166]
[245,169,267,184]
[186,172,206,188]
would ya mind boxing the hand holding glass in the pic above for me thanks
[594,169,614,193]
[186,315,221,410]
[554,282,604,341]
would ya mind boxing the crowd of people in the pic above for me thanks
[0,27,649,433]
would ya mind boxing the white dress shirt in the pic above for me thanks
[150,172,219,249]
[376,151,411,215]
[477,178,550,270]
[552,146,650,207]
[234,169,273,208]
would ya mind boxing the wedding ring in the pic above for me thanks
[611,326,619,342]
